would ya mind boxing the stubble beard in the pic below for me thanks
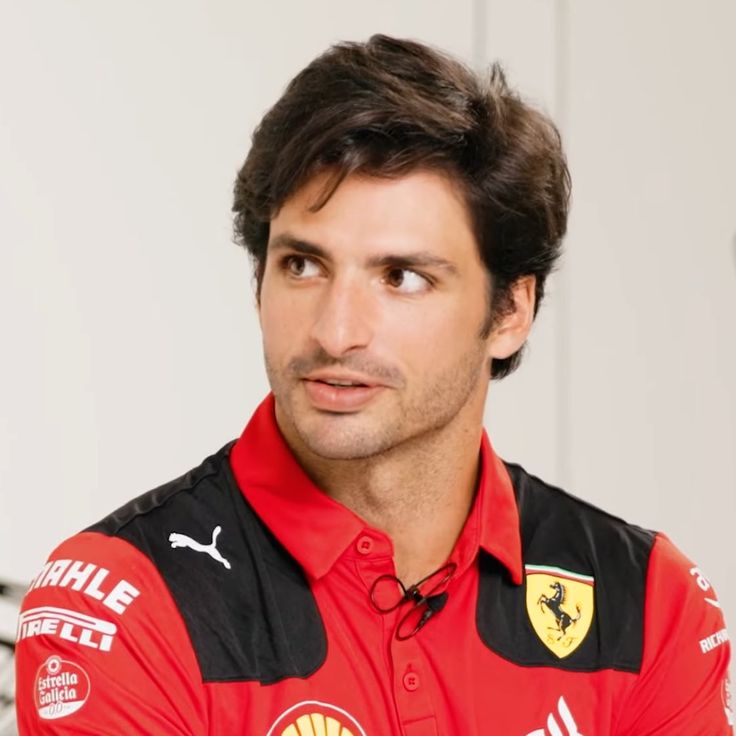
[264,342,489,462]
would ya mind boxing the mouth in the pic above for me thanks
[301,378,385,412]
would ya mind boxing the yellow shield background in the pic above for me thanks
[525,565,594,658]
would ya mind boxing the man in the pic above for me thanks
[15,34,732,735]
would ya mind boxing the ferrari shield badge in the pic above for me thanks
[525,564,595,658]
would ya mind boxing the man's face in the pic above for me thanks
[259,168,498,460]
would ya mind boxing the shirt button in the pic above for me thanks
[403,671,420,691]
[356,535,374,555]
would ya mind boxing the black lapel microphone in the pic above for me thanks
[409,591,449,637]
[369,563,456,640]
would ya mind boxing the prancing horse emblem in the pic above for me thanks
[538,581,582,640]
[525,565,595,658]
[169,526,232,570]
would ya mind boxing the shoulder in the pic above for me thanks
[84,438,325,683]
[16,516,209,731]
[478,461,657,672]
[483,460,730,688]
[613,528,732,731]
[18,441,245,673]
[639,530,729,660]
[506,464,727,641]
[504,460,656,562]
[86,439,239,545]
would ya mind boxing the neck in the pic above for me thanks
[277,402,484,586]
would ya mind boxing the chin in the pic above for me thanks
[296,415,397,461]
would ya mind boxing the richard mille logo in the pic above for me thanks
[168,526,231,569]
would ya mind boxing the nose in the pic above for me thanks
[308,273,374,357]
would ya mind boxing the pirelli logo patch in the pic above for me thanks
[525,564,595,659]
[18,606,117,653]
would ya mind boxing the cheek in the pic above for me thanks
[384,299,480,366]
[258,289,296,357]
[424,289,484,337]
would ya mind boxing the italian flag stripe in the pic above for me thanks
[525,564,595,585]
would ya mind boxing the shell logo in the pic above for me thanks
[266,700,367,736]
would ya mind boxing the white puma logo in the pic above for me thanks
[168,526,232,570]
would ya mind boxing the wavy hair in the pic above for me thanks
[232,34,571,379]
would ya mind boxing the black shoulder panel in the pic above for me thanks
[477,462,656,673]
[85,441,326,684]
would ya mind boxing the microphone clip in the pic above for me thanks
[369,562,456,640]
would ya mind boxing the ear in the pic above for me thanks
[486,275,537,360]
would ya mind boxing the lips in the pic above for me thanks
[302,378,385,412]
[317,379,368,387]
[303,370,379,388]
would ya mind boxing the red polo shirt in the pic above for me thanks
[15,394,733,734]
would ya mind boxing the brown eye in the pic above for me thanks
[385,268,405,288]
[383,268,430,294]
[283,255,320,278]
[287,256,306,275]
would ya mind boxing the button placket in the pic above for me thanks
[390,634,435,729]
[352,531,437,729]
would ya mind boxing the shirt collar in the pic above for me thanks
[229,393,522,585]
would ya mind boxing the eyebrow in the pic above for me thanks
[268,233,459,275]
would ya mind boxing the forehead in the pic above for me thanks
[268,168,478,260]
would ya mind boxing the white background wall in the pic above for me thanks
[1,0,734,653]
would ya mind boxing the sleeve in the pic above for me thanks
[14,531,208,735]
[616,532,733,735]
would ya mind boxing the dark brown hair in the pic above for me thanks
[232,34,571,379]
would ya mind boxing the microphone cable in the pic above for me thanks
[369,561,457,640]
